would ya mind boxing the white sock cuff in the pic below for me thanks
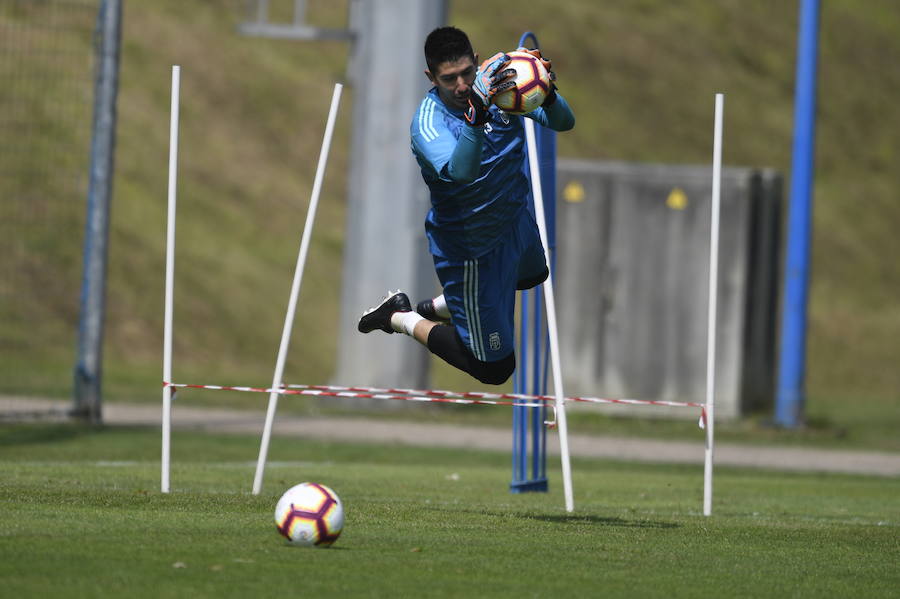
[432,294,450,319]
[390,310,424,336]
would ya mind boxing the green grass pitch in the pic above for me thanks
[1,424,897,598]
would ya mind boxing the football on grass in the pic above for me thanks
[492,50,552,114]
[274,482,344,547]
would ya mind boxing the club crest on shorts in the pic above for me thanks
[489,332,501,351]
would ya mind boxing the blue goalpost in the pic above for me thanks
[510,31,556,494]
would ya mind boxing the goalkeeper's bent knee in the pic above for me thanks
[426,325,515,385]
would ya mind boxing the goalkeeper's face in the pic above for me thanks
[426,56,477,111]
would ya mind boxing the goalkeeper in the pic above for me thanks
[358,26,575,385]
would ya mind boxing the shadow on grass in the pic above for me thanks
[280,543,350,551]
[445,507,680,529]
[519,512,680,529]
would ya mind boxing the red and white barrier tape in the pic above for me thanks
[163,381,548,408]
[283,383,704,409]
[162,380,707,427]
[282,384,708,430]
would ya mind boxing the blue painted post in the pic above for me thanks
[511,31,554,493]
[512,290,530,489]
[776,0,820,428]
[74,0,122,424]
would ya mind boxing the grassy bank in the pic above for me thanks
[2,1,898,446]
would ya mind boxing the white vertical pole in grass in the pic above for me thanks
[523,118,574,512]
[162,65,180,493]
[704,93,724,516]
[252,83,343,495]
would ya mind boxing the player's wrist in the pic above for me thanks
[464,95,491,127]
[542,84,558,107]
[460,120,487,138]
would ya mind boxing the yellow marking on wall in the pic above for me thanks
[666,187,688,210]
[563,180,586,203]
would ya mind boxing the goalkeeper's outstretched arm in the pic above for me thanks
[532,92,575,131]
[515,46,575,131]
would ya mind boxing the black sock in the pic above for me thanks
[416,299,437,320]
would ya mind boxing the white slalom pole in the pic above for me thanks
[523,118,574,512]
[252,83,343,495]
[704,93,724,516]
[162,65,180,493]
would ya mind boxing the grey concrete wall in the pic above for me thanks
[554,159,781,419]
[333,1,447,389]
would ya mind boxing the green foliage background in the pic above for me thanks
[1,1,898,438]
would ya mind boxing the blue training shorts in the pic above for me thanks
[432,209,548,363]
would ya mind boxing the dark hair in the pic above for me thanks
[424,26,475,74]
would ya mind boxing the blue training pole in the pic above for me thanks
[511,31,555,493]
[776,0,820,428]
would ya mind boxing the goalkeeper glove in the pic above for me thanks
[516,46,559,107]
[465,52,515,127]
